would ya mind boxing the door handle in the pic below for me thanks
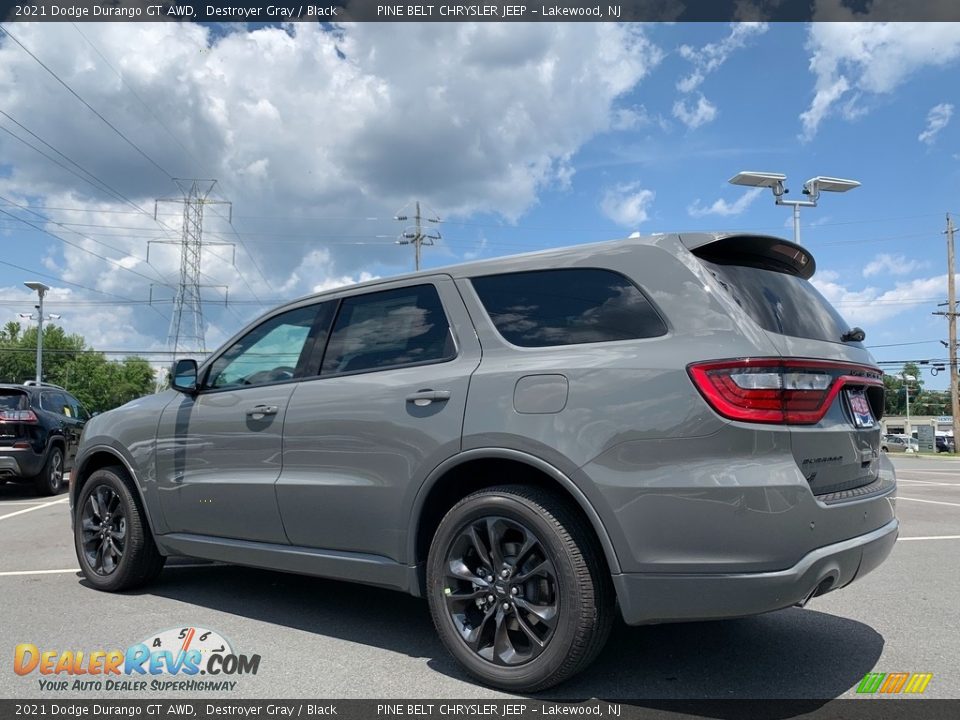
[246,405,279,419]
[406,390,451,407]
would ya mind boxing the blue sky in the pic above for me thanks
[0,22,958,387]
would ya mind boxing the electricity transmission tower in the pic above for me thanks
[151,179,233,355]
[396,201,441,271]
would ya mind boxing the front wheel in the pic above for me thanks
[74,466,165,591]
[426,485,613,692]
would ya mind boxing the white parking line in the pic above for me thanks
[896,496,960,508]
[897,469,960,476]
[0,563,217,578]
[0,497,67,521]
[899,535,960,541]
[897,479,960,487]
[0,500,48,506]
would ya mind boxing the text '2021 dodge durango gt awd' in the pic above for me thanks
[70,232,897,691]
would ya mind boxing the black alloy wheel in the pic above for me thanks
[427,485,613,692]
[74,466,165,591]
[80,484,127,576]
[35,445,64,496]
[443,516,559,666]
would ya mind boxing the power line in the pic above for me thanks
[0,195,175,290]
[0,257,148,304]
[0,23,174,182]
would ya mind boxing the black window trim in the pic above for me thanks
[314,281,460,380]
[469,266,669,350]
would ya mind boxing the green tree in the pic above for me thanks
[0,323,84,384]
[0,324,155,413]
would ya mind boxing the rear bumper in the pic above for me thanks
[613,517,898,625]
[0,450,44,479]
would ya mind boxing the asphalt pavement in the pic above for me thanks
[0,455,956,701]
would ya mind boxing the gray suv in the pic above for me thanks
[70,232,898,691]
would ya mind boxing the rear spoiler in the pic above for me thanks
[679,233,816,280]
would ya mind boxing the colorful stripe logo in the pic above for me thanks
[857,672,933,694]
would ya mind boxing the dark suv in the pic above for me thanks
[71,233,897,691]
[0,381,90,495]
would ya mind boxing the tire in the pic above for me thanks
[426,485,613,692]
[74,465,165,591]
[33,445,65,496]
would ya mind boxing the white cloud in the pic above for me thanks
[600,182,655,227]
[0,23,662,351]
[688,187,763,217]
[813,272,949,325]
[800,21,960,140]
[672,94,717,129]
[863,253,929,278]
[919,103,954,145]
[676,22,768,93]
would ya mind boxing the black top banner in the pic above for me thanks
[1,0,959,22]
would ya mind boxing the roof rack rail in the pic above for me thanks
[22,380,67,390]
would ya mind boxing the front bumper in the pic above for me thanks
[613,517,899,625]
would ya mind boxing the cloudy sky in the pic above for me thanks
[1,21,959,387]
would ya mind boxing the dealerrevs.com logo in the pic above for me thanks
[14,627,261,693]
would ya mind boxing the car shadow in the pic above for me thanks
[133,563,883,714]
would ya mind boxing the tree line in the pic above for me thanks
[883,362,953,417]
[0,322,155,414]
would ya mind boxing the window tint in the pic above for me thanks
[700,260,854,344]
[321,285,455,375]
[42,391,72,417]
[0,391,28,411]
[470,268,667,348]
[66,394,90,421]
[207,304,324,389]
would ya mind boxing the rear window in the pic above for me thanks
[701,259,854,344]
[0,391,28,411]
[471,268,667,348]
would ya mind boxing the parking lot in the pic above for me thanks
[1,455,956,701]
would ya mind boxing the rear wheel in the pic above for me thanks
[427,485,613,692]
[33,445,64,496]
[74,466,165,591]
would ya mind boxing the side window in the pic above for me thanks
[66,395,90,421]
[320,284,455,375]
[42,391,71,417]
[206,304,325,389]
[470,268,667,348]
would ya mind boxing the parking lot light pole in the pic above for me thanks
[728,172,861,245]
[23,281,51,384]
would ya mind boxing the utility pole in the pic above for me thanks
[150,179,232,356]
[396,201,441,271]
[948,214,959,450]
[933,213,960,451]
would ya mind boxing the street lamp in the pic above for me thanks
[902,373,917,425]
[729,171,861,245]
[23,281,51,385]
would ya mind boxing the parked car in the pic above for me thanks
[0,381,90,495]
[70,232,898,691]
[881,434,914,453]
[936,435,954,453]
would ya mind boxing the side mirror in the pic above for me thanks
[171,359,199,394]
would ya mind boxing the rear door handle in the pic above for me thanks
[246,405,279,419]
[406,390,451,406]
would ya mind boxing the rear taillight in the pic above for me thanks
[688,358,882,425]
[0,410,38,423]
